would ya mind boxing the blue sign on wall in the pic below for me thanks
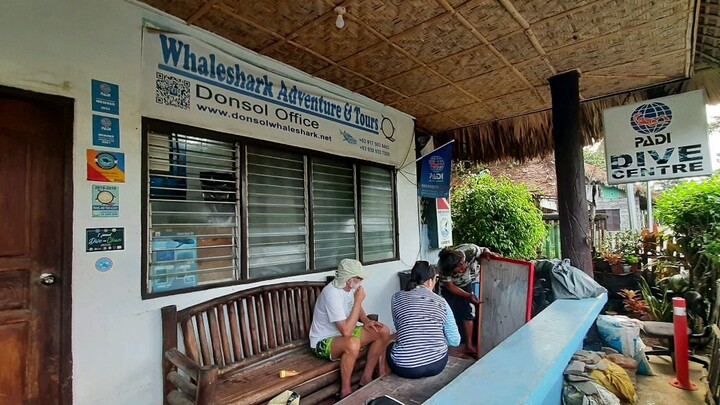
[91,79,119,115]
[92,114,120,148]
[419,143,452,198]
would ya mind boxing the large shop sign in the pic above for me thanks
[142,27,414,167]
[603,90,712,184]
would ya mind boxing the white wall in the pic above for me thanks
[0,1,420,403]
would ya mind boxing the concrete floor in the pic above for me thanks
[635,355,707,405]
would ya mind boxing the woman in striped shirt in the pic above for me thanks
[387,261,460,379]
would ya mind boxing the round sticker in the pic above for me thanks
[96,152,118,170]
[96,190,116,205]
[95,257,113,272]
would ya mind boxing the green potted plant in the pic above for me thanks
[625,254,640,272]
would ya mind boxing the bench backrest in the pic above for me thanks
[163,281,326,371]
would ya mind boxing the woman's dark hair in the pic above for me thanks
[405,261,437,291]
[437,247,464,277]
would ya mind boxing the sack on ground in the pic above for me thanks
[596,315,655,375]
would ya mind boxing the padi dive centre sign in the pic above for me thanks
[142,28,413,167]
[603,90,712,184]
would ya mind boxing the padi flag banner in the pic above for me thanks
[603,90,712,184]
[419,143,452,198]
[141,27,414,167]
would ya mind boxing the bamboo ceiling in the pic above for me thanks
[141,0,709,161]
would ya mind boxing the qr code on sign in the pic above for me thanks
[155,72,190,110]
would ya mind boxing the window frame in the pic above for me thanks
[141,118,400,299]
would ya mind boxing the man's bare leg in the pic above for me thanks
[330,336,361,398]
[464,320,476,355]
[358,325,391,385]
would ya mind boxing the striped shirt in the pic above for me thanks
[390,286,460,368]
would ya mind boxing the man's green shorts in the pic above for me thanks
[311,326,363,360]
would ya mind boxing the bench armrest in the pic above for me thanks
[164,349,219,405]
[165,348,201,381]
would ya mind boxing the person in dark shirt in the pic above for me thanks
[437,244,499,355]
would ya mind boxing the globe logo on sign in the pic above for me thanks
[630,102,672,134]
[429,155,445,172]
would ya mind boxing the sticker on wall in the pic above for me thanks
[92,114,120,148]
[95,257,113,272]
[91,185,119,217]
[87,149,125,182]
[91,79,119,115]
[86,227,124,252]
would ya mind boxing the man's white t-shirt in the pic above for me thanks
[309,283,356,347]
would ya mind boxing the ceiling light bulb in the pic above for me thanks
[334,6,346,29]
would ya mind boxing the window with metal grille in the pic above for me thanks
[246,145,308,278]
[311,158,357,270]
[146,132,239,294]
[360,165,396,262]
[143,120,398,297]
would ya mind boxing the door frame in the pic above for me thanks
[0,85,74,404]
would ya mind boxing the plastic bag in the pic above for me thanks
[596,315,655,375]
[546,259,607,299]
[267,390,300,405]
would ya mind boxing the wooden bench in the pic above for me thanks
[335,356,475,405]
[162,281,366,405]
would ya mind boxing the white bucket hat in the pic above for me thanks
[332,259,368,288]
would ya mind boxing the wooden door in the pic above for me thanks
[0,91,71,404]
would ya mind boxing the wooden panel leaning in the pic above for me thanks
[161,281,336,405]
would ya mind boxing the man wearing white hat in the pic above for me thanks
[309,258,391,399]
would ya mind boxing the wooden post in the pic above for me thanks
[162,305,178,404]
[548,70,593,276]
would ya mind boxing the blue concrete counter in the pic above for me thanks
[425,294,607,405]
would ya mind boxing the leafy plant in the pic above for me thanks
[451,174,547,260]
[655,174,720,296]
[583,148,606,169]
[625,255,640,265]
[602,251,623,265]
[619,289,649,318]
[638,276,673,322]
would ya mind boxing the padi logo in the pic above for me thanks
[100,83,112,94]
[101,118,112,128]
[630,102,672,134]
[429,155,445,172]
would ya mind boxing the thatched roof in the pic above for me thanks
[140,0,719,162]
[434,71,720,163]
[481,158,607,198]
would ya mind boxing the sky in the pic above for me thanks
[706,103,720,171]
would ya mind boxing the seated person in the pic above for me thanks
[388,261,460,379]
[309,259,391,398]
[437,244,499,355]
